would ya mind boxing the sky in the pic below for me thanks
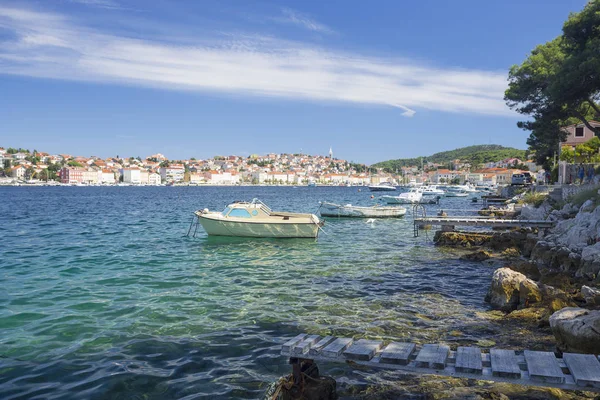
[0,0,590,164]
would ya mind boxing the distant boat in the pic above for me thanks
[381,188,423,204]
[319,201,406,218]
[368,182,396,191]
[193,199,323,238]
[445,187,469,197]
[307,181,316,187]
[421,185,445,196]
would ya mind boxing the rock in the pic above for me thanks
[549,307,600,353]
[553,206,600,252]
[508,260,541,281]
[485,268,532,311]
[520,203,551,221]
[501,247,520,258]
[581,199,596,213]
[521,234,539,258]
[460,250,492,261]
[433,231,492,247]
[519,279,542,308]
[582,285,600,305]
[577,242,600,280]
[488,230,529,252]
[531,242,580,276]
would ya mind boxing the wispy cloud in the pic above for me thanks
[68,0,122,10]
[275,8,335,34]
[0,6,511,117]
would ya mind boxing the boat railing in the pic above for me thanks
[251,198,272,214]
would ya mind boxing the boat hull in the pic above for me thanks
[197,214,320,238]
[368,186,397,192]
[319,202,406,218]
[381,194,422,204]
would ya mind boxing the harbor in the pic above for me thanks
[1,185,559,399]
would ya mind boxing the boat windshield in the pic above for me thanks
[222,207,231,216]
[228,208,253,218]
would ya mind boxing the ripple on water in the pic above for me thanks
[0,187,505,399]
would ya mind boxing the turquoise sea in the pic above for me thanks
[1,186,503,399]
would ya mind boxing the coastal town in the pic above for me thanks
[0,145,545,187]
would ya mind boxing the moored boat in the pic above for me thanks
[319,201,406,218]
[445,187,469,197]
[193,199,323,238]
[368,182,397,191]
[381,188,423,204]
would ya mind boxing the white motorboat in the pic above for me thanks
[193,199,323,238]
[421,185,445,196]
[381,188,423,204]
[368,182,397,191]
[319,201,406,218]
[445,187,469,197]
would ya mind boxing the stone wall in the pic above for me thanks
[562,183,600,201]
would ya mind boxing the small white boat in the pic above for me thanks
[421,185,445,196]
[193,199,323,238]
[319,201,406,218]
[368,182,397,191]
[445,188,469,197]
[381,188,423,204]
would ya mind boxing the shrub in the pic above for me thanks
[521,192,548,208]
[569,188,600,208]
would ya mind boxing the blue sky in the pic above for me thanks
[0,0,589,164]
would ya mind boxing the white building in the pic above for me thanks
[159,165,185,183]
[123,168,142,184]
[11,165,26,179]
[82,169,99,184]
[100,170,116,184]
[149,172,161,185]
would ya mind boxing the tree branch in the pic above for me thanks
[588,98,600,115]
[572,109,597,133]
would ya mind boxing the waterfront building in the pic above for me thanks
[59,167,85,184]
[188,172,203,184]
[432,169,461,183]
[203,170,238,185]
[11,165,26,180]
[100,169,116,184]
[82,169,99,184]
[122,168,141,184]
[159,165,185,183]
[148,172,161,185]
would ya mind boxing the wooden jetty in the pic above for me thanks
[281,334,600,392]
[413,217,555,237]
[481,195,510,207]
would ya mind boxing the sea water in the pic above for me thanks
[1,186,500,399]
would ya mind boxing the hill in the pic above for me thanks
[372,145,527,172]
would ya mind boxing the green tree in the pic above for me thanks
[67,160,83,167]
[560,146,575,163]
[505,1,600,166]
[575,143,597,162]
[25,166,35,179]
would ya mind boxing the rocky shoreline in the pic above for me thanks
[435,192,600,356]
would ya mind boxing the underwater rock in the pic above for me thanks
[460,250,492,261]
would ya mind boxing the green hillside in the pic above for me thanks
[372,145,527,172]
